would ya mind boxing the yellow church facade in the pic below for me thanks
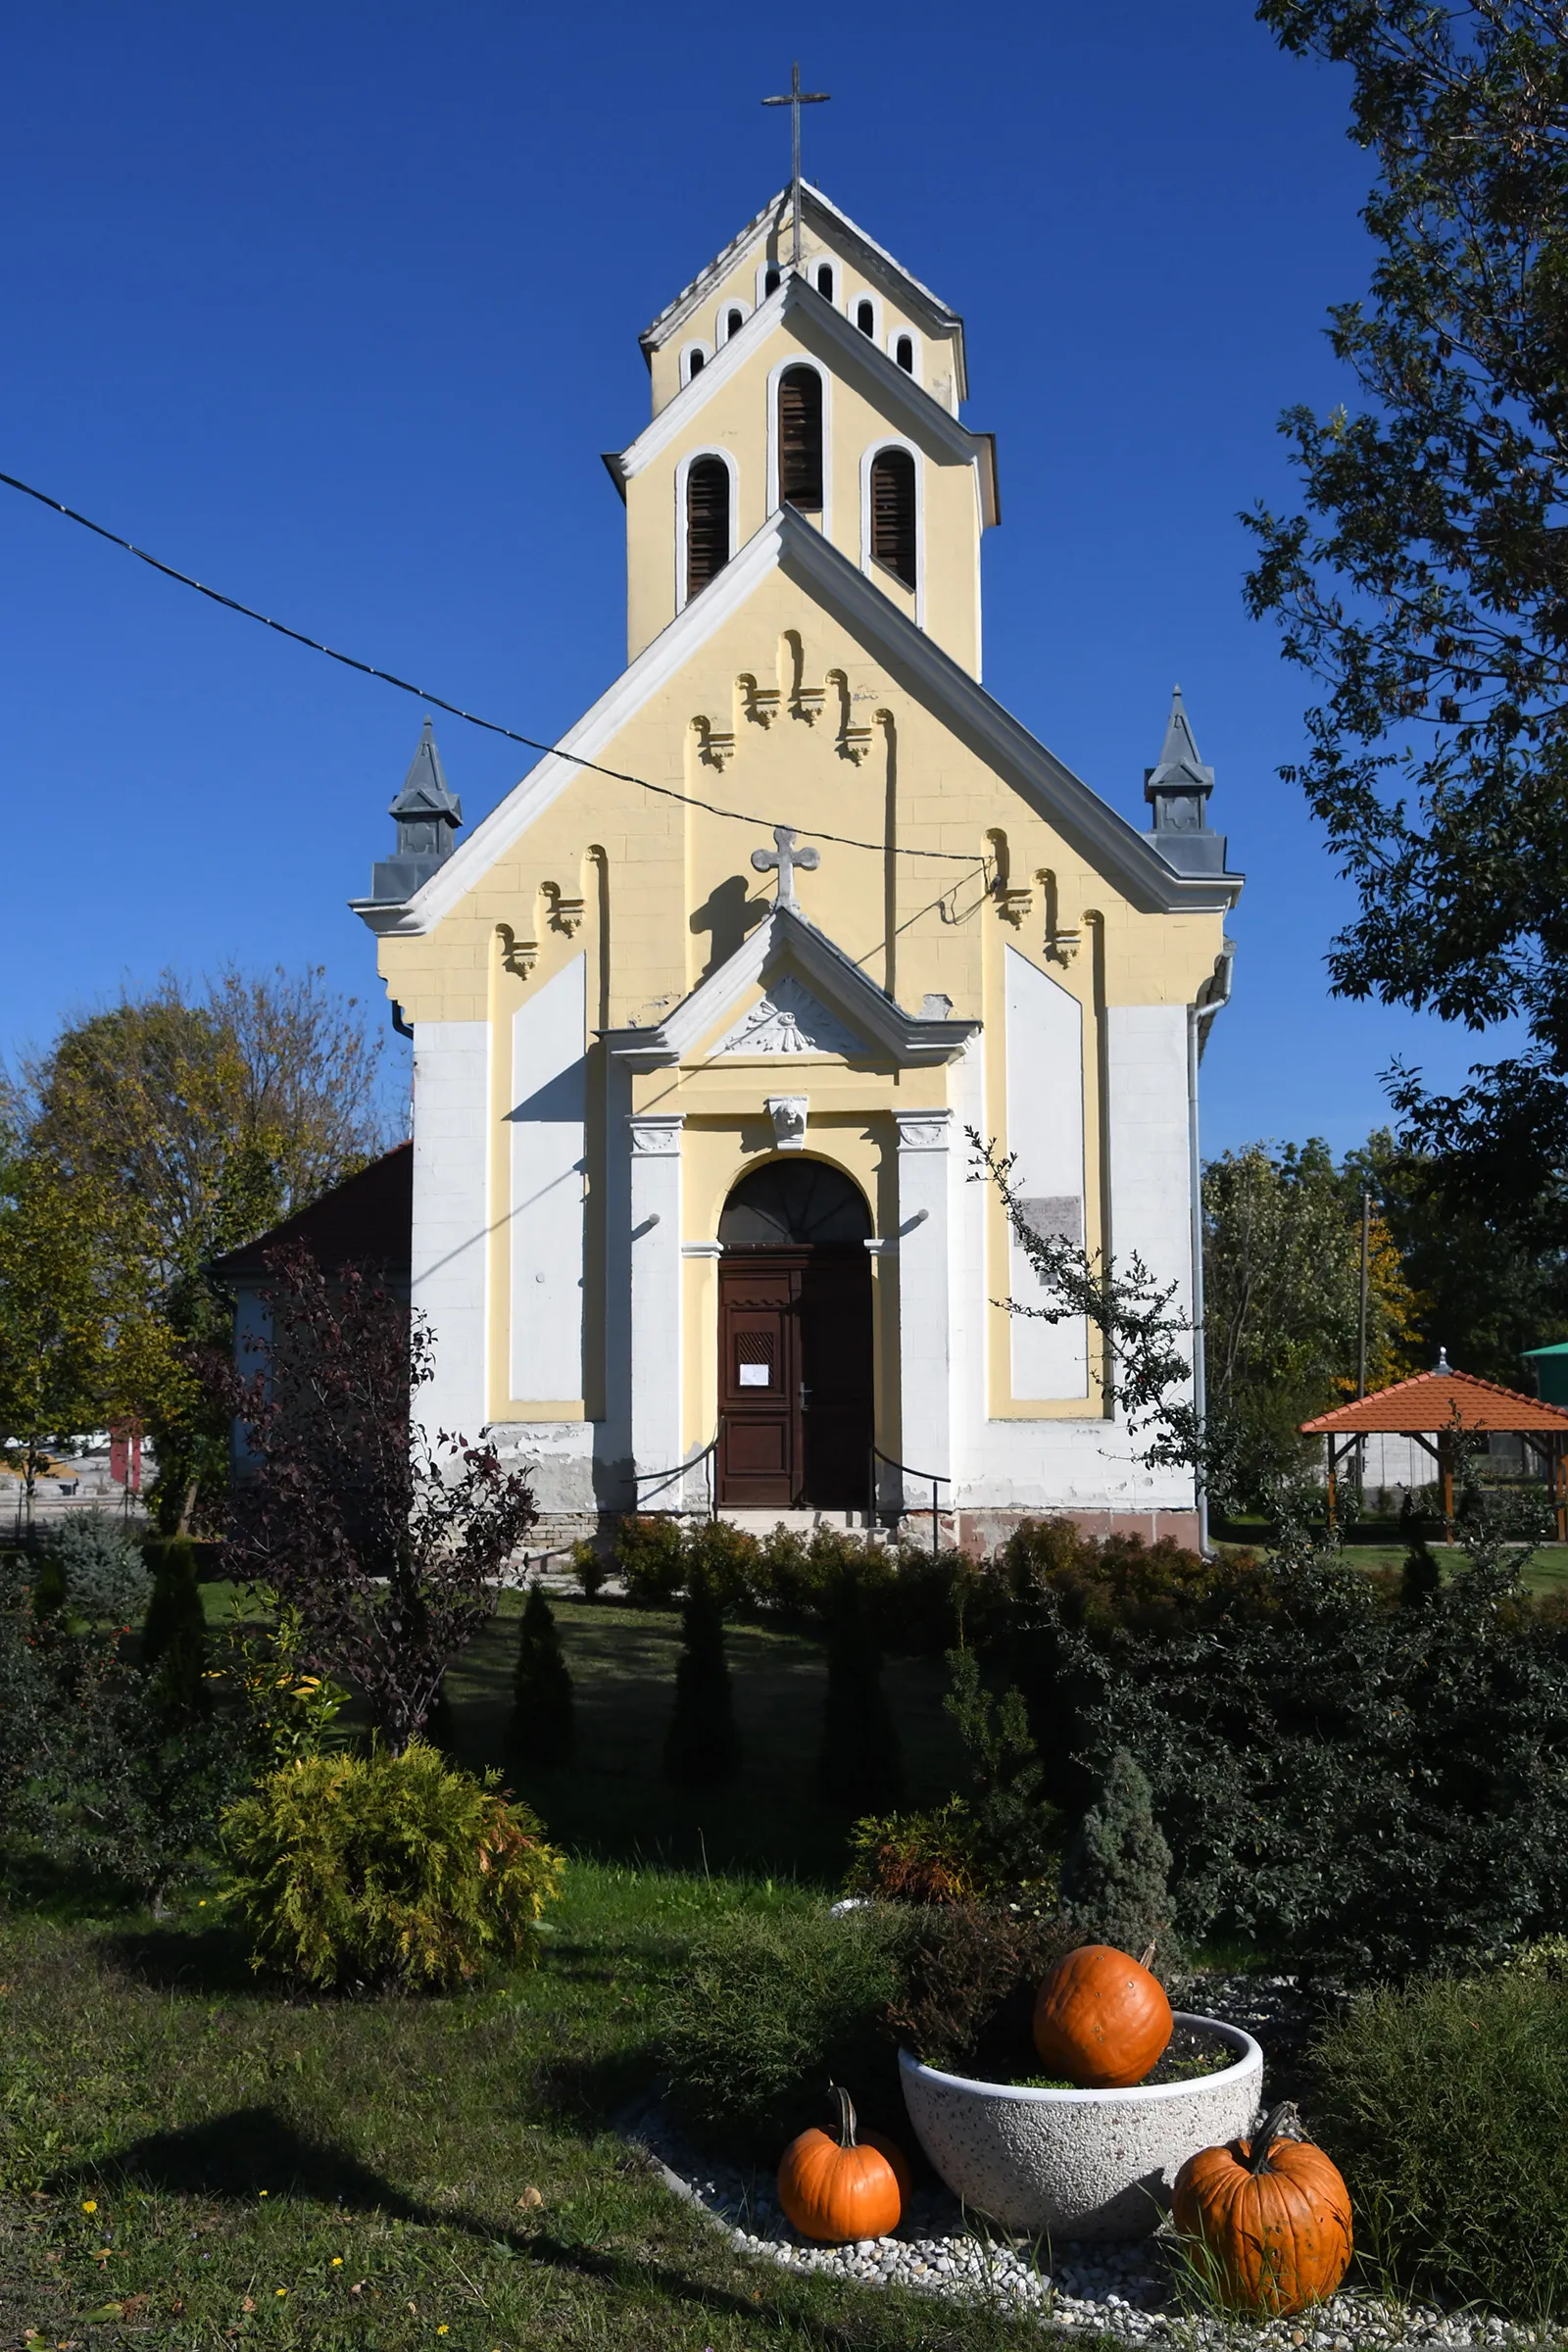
[355,183,1241,1546]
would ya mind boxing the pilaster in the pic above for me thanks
[893,1107,953,1505]
[628,1113,685,1494]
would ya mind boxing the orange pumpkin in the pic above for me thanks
[1033,1942,1173,2087]
[777,2085,906,2243]
[1173,2099,1352,2317]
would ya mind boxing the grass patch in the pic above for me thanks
[0,1868,1067,2352]
[1311,1970,1568,2319]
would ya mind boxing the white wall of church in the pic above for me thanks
[1105,1004,1196,1358]
[1004,947,1089,1401]
[411,1019,490,1444]
[509,954,587,1404]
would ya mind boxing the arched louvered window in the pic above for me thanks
[895,334,914,373]
[764,266,781,297]
[726,307,744,339]
[815,263,834,298]
[856,299,874,336]
[686,458,730,599]
[870,448,916,588]
[777,368,823,512]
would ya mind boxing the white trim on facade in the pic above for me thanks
[858,435,926,630]
[410,1020,491,1443]
[628,1113,685,1491]
[893,1108,954,1504]
[673,444,740,612]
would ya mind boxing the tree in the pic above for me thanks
[0,1144,170,1513]
[507,1584,575,1769]
[816,1572,903,1815]
[8,966,393,1527]
[1060,1747,1173,1957]
[663,1567,741,1790]
[1246,0,1568,1233]
[1203,1138,1419,1497]
[213,1245,536,1753]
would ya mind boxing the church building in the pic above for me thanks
[354,176,1242,1548]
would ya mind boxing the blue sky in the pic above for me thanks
[0,0,1502,1156]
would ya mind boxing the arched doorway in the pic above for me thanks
[715,1158,873,1510]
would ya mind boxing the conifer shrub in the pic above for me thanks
[507,1584,574,1769]
[659,1904,915,2158]
[1059,1745,1173,1955]
[1310,1972,1568,2318]
[614,1515,686,1605]
[140,1537,209,1722]
[220,1741,564,1990]
[816,1573,903,1814]
[663,1567,740,1788]
[40,1511,151,1627]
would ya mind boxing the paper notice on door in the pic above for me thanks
[738,1362,772,1388]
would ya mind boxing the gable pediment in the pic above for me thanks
[712,974,864,1060]
[601,904,978,1073]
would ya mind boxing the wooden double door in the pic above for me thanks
[716,1246,873,1509]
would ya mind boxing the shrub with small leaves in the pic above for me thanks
[844,1799,982,1904]
[220,1740,564,1990]
[140,1536,208,1723]
[614,1515,686,1606]
[888,1902,1079,2078]
[571,1541,611,1599]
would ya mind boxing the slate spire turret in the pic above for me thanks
[1143,687,1227,875]
[368,718,464,902]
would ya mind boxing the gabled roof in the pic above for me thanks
[352,504,1243,941]
[210,1144,413,1285]
[641,183,968,400]
[608,271,997,520]
[1300,1365,1568,1435]
[602,902,980,1070]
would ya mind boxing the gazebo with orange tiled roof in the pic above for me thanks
[1300,1357,1568,1536]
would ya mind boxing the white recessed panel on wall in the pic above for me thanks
[510,954,587,1403]
[1004,946,1090,1400]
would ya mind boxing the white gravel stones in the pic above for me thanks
[621,2099,1545,2349]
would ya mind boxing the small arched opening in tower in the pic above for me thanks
[856,298,875,336]
[870,447,916,587]
[895,333,914,373]
[686,458,731,598]
[815,262,834,299]
[778,368,823,512]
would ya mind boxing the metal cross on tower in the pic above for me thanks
[752,823,820,912]
[761,62,830,271]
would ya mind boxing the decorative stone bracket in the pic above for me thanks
[497,921,538,980]
[766,1095,808,1151]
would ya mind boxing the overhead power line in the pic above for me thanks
[0,466,984,870]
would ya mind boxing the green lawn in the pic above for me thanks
[0,1593,1057,2349]
[0,1867,1067,2352]
[199,1588,971,1885]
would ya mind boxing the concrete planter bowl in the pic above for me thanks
[899,2014,1263,2240]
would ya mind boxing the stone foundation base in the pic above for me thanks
[515,1504,1202,1570]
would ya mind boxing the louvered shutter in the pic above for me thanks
[870,449,916,587]
[777,368,822,511]
[686,459,730,597]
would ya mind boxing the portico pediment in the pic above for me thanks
[600,903,979,1072]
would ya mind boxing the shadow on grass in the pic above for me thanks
[47,2107,952,2350]
[95,1921,261,1995]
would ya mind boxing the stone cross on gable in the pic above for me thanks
[752,823,820,912]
